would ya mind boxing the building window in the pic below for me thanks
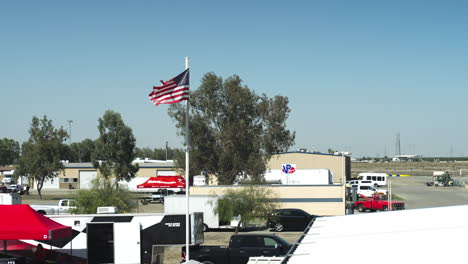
[60,177,78,183]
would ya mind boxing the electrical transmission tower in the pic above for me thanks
[396,133,401,156]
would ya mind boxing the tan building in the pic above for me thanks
[57,160,177,189]
[267,151,351,183]
[191,152,351,216]
[190,185,346,216]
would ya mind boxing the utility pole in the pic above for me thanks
[67,120,73,143]
[165,141,168,160]
[396,132,401,156]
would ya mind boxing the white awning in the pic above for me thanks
[287,205,468,264]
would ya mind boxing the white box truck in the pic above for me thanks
[164,195,238,231]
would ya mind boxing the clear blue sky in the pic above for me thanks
[1,0,467,157]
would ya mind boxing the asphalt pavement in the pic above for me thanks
[389,175,468,209]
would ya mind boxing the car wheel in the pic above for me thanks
[274,223,284,232]
[382,205,388,211]
[38,210,46,215]
[203,224,209,232]
[357,204,365,212]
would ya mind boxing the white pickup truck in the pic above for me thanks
[31,199,76,215]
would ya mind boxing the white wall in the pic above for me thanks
[79,171,97,189]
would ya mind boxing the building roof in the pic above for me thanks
[0,166,15,171]
[63,160,175,169]
[274,151,347,157]
[287,205,468,263]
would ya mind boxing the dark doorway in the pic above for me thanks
[87,223,114,264]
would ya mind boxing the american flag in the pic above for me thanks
[149,69,189,105]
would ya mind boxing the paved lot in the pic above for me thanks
[389,175,468,209]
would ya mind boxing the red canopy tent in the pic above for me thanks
[137,175,186,189]
[0,204,71,241]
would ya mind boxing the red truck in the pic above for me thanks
[354,194,405,212]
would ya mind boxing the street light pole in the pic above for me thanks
[67,120,73,143]
[166,141,168,160]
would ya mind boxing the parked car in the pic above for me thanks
[351,184,387,197]
[7,184,23,194]
[182,233,291,264]
[267,208,317,232]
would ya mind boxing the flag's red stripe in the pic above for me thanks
[152,84,186,96]
[151,86,189,99]
[153,82,177,92]
[150,91,189,104]
[150,90,189,104]
[151,93,189,105]
[150,93,189,105]
[154,91,189,102]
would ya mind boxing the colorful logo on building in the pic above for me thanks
[282,164,296,174]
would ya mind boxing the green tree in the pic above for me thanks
[135,147,156,159]
[15,116,68,199]
[69,138,96,162]
[0,138,20,166]
[213,186,278,233]
[93,110,139,183]
[169,73,295,184]
[135,146,184,161]
[71,177,136,214]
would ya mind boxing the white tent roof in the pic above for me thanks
[287,205,468,264]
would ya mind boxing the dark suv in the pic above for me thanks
[267,208,317,232]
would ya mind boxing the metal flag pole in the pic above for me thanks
[185,56,191,261]
[342,152,346,214]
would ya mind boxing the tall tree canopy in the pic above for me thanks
[134,146,183,161]
[66,138,96,162]
[0,138,20,166]
[169,73,295,184]
[93,110,139,182]
[15,116,68,199]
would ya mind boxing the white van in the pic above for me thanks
[358,172,387,187]
[351,184,387,197]
[346,180,373,186]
